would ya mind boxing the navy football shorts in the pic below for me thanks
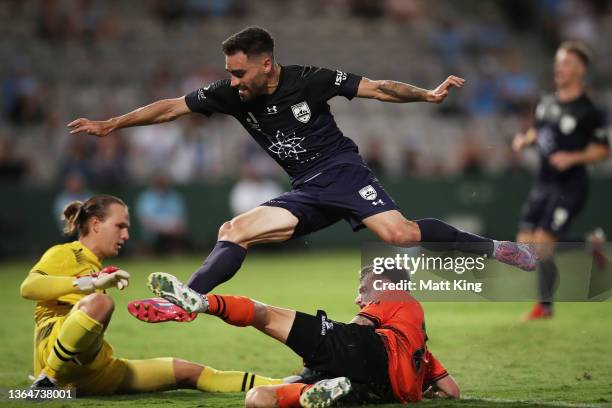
[262,164,400,238]
[518,180,588,235]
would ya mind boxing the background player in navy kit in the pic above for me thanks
[68,26,535,296]
[512,41,610,320]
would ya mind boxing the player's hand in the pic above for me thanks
[67,118,114,137]
[549,151,577,171]
[74,266,130,292]
[512,133,529,152]
[426,75,465,104]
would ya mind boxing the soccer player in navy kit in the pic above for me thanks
[513,41,609,319]
[69,26,535,297]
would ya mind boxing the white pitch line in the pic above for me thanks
[461,396,602,408]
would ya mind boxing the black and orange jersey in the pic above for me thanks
[358,298,447,403]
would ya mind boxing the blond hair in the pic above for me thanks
[62,194,126,236]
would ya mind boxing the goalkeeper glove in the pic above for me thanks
[73,265,130,293]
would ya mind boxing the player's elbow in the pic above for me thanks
[446,385,460,399]
[157,98,189,122]
[20,278,38,300]
[167,96,191,120]
[442,375,461,399]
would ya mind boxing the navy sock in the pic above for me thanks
[416,218,495,256]
[187,241,247,293]
[538,258,558,303]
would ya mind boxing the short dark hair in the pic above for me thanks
[222,26,274,58]
[558,41,592,68]
[360,265,410,285]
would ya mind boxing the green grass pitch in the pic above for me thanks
[1,249,611,407]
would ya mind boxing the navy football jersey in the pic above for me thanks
[534,93,609,183]
[185,65,365,185]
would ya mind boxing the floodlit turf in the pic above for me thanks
[1,249,611,407]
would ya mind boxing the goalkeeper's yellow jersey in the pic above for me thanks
[22,241,102,325]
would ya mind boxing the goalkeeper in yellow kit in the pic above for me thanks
[20,194,280,395]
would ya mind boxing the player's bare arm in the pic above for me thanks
[348,314,376,326]
[356,75,465,103]
[512,127,537,152]
[549,143,610,171]
[423,375,460,399]
[68,96,191,137]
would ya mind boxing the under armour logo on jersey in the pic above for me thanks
[266,105,278,114]
[268,130,306,160]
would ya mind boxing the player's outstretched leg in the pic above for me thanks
[128,298,197,323]
[186,206,298,294]
[365,212,537,271]
[246,378,352,408]
[416,218,537,271]
[148,272,210,313]
[148,272,258,328]
[148,272,296,343]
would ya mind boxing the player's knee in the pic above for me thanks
[78,293,114,321]
[245,386,275,408]
[172,359,203,388]
[218,218,250,244]
[218,221,232,240]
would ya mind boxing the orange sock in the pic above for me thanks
[275,383,309,408]
[205,294,255,326]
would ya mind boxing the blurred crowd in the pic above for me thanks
[1,0,612,192]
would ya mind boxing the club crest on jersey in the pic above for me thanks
[559,114,576,135]
[359,185,377,201]
[291,101,311,123]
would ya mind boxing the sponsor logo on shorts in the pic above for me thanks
[359,185,377,201]
[552,207,569,231]
[372,199,385,206]
[291,101,311,123]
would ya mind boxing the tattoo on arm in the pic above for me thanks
[379,80,429,102]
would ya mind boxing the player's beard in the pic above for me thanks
[239,76,267,101]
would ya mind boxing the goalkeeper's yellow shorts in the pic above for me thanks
[34,312,176,395]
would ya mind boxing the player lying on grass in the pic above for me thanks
[20,194,280,394]
[138,266,460,407]
[69,25,536,297]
